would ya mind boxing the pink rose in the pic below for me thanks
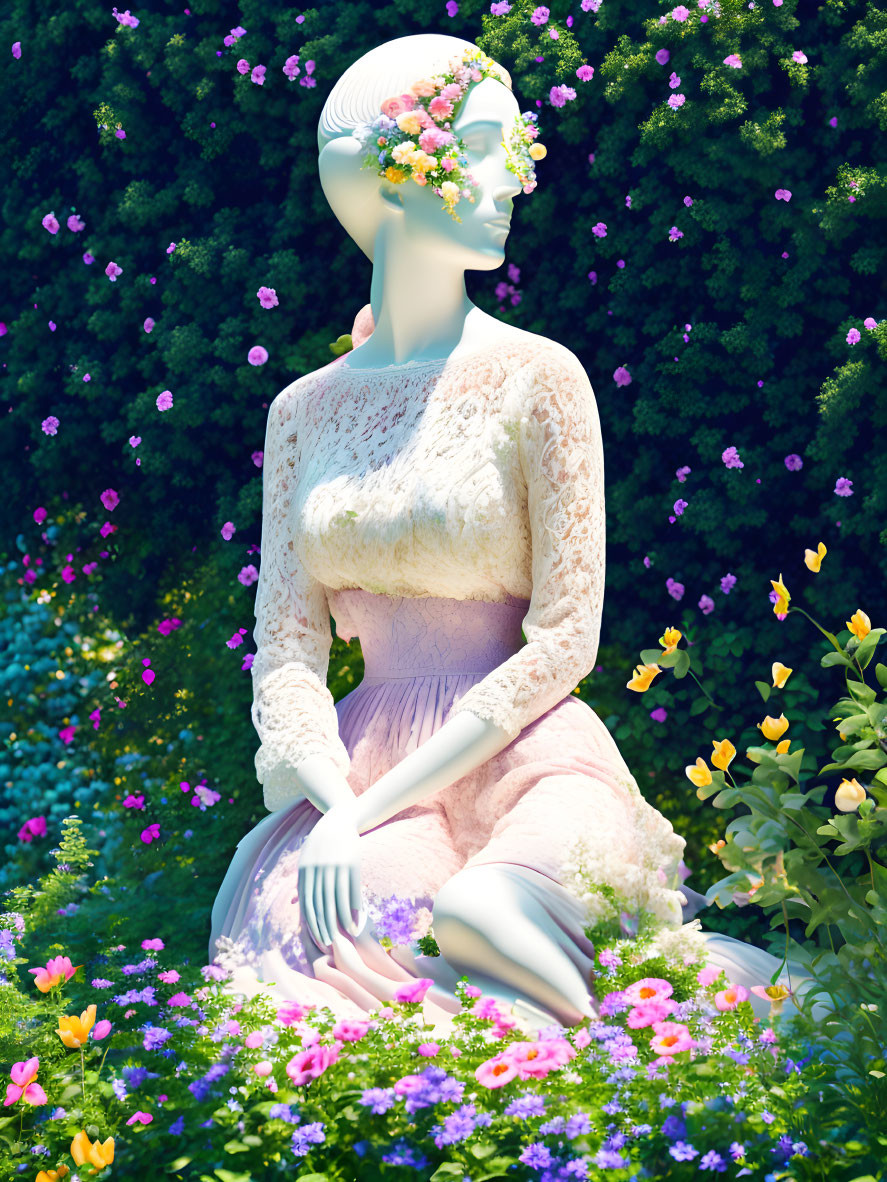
[331,1019,370,1043]
[286,1042,341,1086]
[380,93,416,119]
[393,978,433,1005]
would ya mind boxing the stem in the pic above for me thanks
[866,850,877,896]
[686,667,722,711]
[80,1045,86,1103]
[95,1043,111,1085]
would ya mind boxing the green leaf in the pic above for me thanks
[294,1176,331,1182]
[470,1142,499,1160]
[875,663,887,689]
[640,647,666,664]
[223,1140,249,1154]
[672,649,691,679]
[689,697,709,716]
[755,680,771,702]
[167,1157,193,1170]
[432,1167,470,1179]
[214,1171,254,1182]
[855,627,885,669]
[822,650,853,668]
[328,333,353,356]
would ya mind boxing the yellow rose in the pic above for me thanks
[758,714,789,741]
[57,1004,97,1049]
[846,609,871,641]
[804,541,827,572]
[771,661,792,688]
[384,166,407,184]
[685,757,712,787]
[659,626,682,654]
[834,777,867,812]
[770,573,790,615]
[395,111,423,136]
[626,663,661,692]
[711,739,736,771]
[529,142,547,160]
[391,141,417,165]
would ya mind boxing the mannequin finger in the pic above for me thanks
[313,870,328,949]
[336,867,354,938]
[323,866,338,945]
[349,865,362,931]
[301,867,319,950]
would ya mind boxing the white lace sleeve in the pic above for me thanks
[450,346,605,741]
[251,388,352,812]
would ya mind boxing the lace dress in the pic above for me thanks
[209,310,812,1026]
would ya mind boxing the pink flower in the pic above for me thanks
[141,937,164,952]
[251,64,266,85]
[428,96,454,121]
[573,1027,592,1049]
[18,816,47,842]
[126,1110,153,1125]
[418,1041,440,1057]
[12,42,22,59]
[28,955,79,993]
[42,416,60,436]
[475,1053,519,1088]
[140,823,160,844]
[238,564,259,586]
[671,4,690,19]
[143,317,155,333]
[624,977,673,1006]
[834,476,853,496]
[696,965,721,987]
[4,1058,47,1107]
[285,1041,342,1086]
[248,345,269,366]
[504,1039,575,1079]
[723,53,742,68]
[42,213,60,235]
[283,55,301,80]
[156,390,173,411]
[380,93,416,119]
[221,521,236,541]
[253,1059,273,1077]
[332,1019,370,1043]
[775,188,792,201]
[576,64,594,81]
[168,992,192,1007]
[257,286,278,309]
[105,261,123,282]
[123,793,145,810]
[100,488,120,512]
[244,1030,266,1049]
[393,978,433,1005]
[649,1020,695,1056]
[236,58,250,74]
[91,1019,113,1040]
[158,969,180,984]
[67,214,85,232]
[626,999,678,1028]
[715,983,750,1011]
[276,1000,311,1026]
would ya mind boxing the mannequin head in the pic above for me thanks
[318,35,524,268]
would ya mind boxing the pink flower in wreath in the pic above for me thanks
[623,977,673,1006]
[380,93,416,119]
[429,96,455,121]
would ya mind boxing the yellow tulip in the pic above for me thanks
[771,661,792,688]
[775,738,791,754]
[57,1004,97,1049]
[70,1131,114,1172]
[685,757,712,787]
[846,609,871,641]
[770,573,790,615]
[803,541,827,572]
[711,739,736,771]
[658,626,682,654]
[834,777,867,812]
[758,714,789,741]
[626,662,661,692]
[36,1169,70,1182]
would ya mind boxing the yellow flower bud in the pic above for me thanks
[775,738,791,754]
[771,661,792,688]
[685,757,712,787]
[804,541,827,572]
[529,142,547,160]
[758,713,789,741]
[846,609,871,641]
[711,739,736,771]
[626,663,661,692]
[659,626,682,654]
[770,573,790,615]
[834,777,867,812]
[708,837,726,854]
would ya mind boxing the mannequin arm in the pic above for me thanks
[344,710,513,835]
[288,753,359,815]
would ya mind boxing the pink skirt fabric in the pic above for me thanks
[209,590,717,1026]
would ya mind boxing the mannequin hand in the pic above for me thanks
[297,805,365,950]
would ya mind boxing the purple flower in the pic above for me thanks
[248,345,269,366]
[491,1,512,12]
[722,445,744,469]
[251,64,266,85]
[592,222,608,238]
[142,1024,172,1051]
[577,64,594,81]
[673,498,688,516]
[257,286,278,309]
[156,390,174,412]
[675,465,691,482]
[432,1103,491,1147]
[668,225,684,240]
[784,453,803,470]
[12,41,22,58]
[42,213,60,235]
[238,564,259,586]
[613,365,632,387]
[834,476,853,496]
[669,1140,698,1161]
[666,578,685,601]
[656,48,671,64]
[505,1093,546,1119]
[699,594,714,615]
[668,94,686,110]
[291,1121,326,1157]
[283,54,301,80]
[720,572,737,594]
[531,5,550,25]
[700,1150,727,1172]
[105,261,123,282]
[521,1143,553,1169]
[566,1112,592,1138]
[372,894,422,945]
[595,1147,629,1168]
[42,416,60,436]
[381,1139,428,1169]
[359,1087,396,1114]
[169,1115,185,1135]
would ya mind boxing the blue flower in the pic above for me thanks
[699,1150,727,1172]
[593,1147,629,1169]
[432,1103,491,1147]
[505,1093,547,1119]
[169,1115,185,1136]
[381,1138,429,1170]
[539,1116,566,1135]
[520,1143,552,1169]
[359,1086,397,1114]
[566,1112,592,1138]
[661,1114,686,1141]
[291,1121,325,1157]
[668,1141,698,1162]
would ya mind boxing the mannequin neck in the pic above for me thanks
[360,217,477,367]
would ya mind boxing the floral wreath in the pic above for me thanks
[354,46,546,223]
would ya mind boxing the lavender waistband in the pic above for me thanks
[327,587,530,679]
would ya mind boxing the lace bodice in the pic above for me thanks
[250,325,606,807]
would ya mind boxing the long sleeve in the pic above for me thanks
[251,388,352,811]
[449,346,606,741]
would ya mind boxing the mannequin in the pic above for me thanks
[210,33,827,1031]
[296,35,596,1025]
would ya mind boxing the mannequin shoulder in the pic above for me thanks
[500,328,592,390]
[270,364,335,417]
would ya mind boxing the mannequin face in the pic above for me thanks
[379,75,526,268]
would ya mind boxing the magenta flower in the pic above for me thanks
[141,937,164,951]
[248,345,269,366]
[846,327,861,344]
[723,54,742,68]
[775,189,792,201]
[792,50,808,63]
[143,317,155,333]
[67,214,85,232]
[105,261,123,282]
[92,1019,113,1040]
[167,992,192,1007]
[576,64,594,81]
[126,1111,153,1125]
[4,1058,47,1108]
[671,5,690,19]
[669,71,681,88]
[784,453,803,470]
[221,521,236,541]
[238,564,259,586]
[283,54,301,80]
[722,445,744,469]
[531,5,550,25]
[257,286,278,309]
[140,823,161,844]
[393,977,434,1005]
[666,578,685,601]
[123,793,145,810]
[667,94,686,110]
[158,969,180,983]
[42,212,60,235]
[42,416,60,436]
[12,42,22,59]
[834,476,854,496]
[83,251,94,264]
[699,594,715,615]
[673,498,688,516]
[17,816,47,843]
[156,390,173,412]
[227,629,247,648]
[655,48,671,64]
[668,226,684,241]
[286,1042,342,1086]
[100,488,120,512]
[236,58,250,75]
[112,8,140,27]
[332,1019,371,1043]
[591,222,607,237]
[59,725,76,744]
[675,466,691,482]
[251,64,266,85]
[612,366,632,387]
